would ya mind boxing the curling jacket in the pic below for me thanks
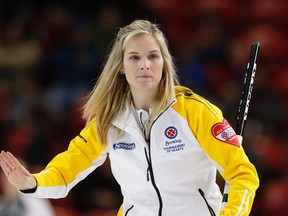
[28,86,259,216]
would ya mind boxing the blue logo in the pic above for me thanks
[164,126,178,139]
[113,142,136,150]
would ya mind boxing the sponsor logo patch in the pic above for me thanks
[113,142,136,150]
[211,119,240,147]
[164,126,178,139]
[163,126,185,153]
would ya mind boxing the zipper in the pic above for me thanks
[145,146,163,216]
[124,205,134,216]
[146,166,150,181]
[198,188,216,216]
[143,99,176,216]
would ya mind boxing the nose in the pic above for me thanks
[140,59,150,70]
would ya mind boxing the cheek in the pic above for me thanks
[123,62,136,74]
[155,64,164,81]
[122,63,133,79]
[124,71,134,85]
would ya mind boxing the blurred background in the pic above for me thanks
[0,0,287,215]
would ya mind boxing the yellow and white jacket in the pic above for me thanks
[28,86,259,216]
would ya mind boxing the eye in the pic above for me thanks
[129,55,140,60]
[148,53,160,60]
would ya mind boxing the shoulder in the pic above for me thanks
[175,86,205,102]
[174,85,211,107]
[174,86,222,118]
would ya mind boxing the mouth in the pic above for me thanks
[136,76,153,81]
[137,75,152,78]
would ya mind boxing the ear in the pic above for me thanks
[120,66,125,74]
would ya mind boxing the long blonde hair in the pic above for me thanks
[82,19,179,145]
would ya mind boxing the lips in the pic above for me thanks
[136,75,152,79]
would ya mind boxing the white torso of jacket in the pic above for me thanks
[108,100,221,216]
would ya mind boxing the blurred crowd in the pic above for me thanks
[0,0,287,215]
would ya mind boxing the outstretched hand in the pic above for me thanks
[0,151,37,191]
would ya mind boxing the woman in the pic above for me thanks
[0,19,259,216]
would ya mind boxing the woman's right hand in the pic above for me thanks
[0,150,37,191]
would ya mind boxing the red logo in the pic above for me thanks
[165,127,178,139]
[211,119,240,147]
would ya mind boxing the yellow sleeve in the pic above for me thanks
[117,204,123,216]
[194,97,259,216]
[175,87,259,215]
[32,120,107,198]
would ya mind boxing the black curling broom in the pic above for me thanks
[222,41,260,205]
[235,41,260,141]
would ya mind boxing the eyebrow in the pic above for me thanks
[126,50,160,55]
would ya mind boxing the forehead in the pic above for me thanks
[124,33,161,53]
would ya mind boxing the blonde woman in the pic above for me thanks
[0,19,259,216]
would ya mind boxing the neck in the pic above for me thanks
[131,88,156,111]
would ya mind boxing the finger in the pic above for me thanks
[6,151,21,169]
[6,152,32,178]
[5,152,32,180]
[1,151,16,169]
[0,150,7,162]
[0,164,11,177]
[0,153,12,176]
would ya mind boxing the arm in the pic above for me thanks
[195,101,259,216]
[174,87,259,215]
[0,120,108,199]
[33,120,107,198]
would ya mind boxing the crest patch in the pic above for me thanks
[164,126,178,139]
[211,119,240,147]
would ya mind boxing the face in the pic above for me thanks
[122,34,164,94]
